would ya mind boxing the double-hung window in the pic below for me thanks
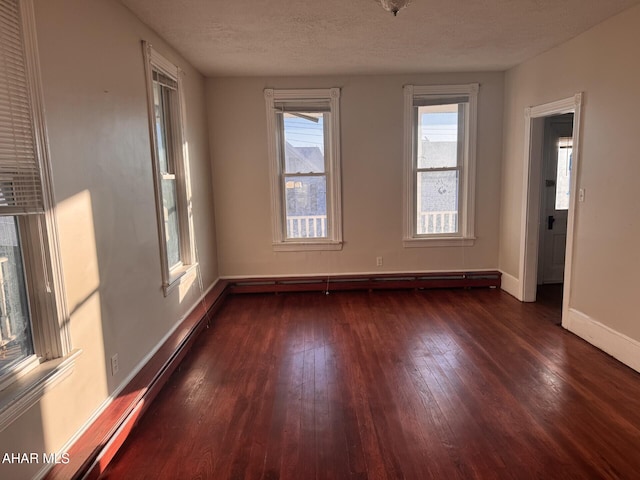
[264,88,342,251]
[143,43,195,294]
[0,0,73,428]
[403,84,478,246]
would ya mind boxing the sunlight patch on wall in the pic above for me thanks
[178,265,198,303]
[56,190,100,314]
[40,190,108,451]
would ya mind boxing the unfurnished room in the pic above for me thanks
[1,0,640,478]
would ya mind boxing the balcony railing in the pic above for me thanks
[418,210,458,234]
[286,215,327,238]
[285,211,457,238]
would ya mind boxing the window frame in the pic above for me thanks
[142,42,196,294]
[403,83,479,247]
[0,0,77,432]
[264,88,342,251]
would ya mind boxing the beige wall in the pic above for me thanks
[0,0,217,478]
[208,73,504,277]
[499,5,640,340]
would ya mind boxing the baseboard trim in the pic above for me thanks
[226,270,501,294]
[44,279,229,480]
[565,308,640,374]
[499,270,521,300]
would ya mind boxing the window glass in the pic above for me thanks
[415,102,464,236]
[417,104,459,169]
[161,178,181,269]
[282,112,328,239]
[0,216,33,377]
[153,77,171,174]
[416,171,459,234]
[283,113,325,174]
[284,175,327,238]
[555,137,572,211]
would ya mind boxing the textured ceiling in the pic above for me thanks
[119,0,640,76]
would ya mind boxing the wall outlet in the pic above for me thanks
[376,256,383,267]
[110,354,119,376]
[578,188,585,202]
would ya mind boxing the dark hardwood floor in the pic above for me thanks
[101,289,640,479]
[536,283,564,323]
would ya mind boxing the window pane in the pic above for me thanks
[416,170,459,234]
[284,175,327,238]
[161,179,181,269]
[283,113,325,174]
[555,138,572,211]
[0,216,33,377]
[153,80,170,174]
[417,104,459,169]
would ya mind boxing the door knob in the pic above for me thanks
[548,215,555,230]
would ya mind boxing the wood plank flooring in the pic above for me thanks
[101,289,640,479]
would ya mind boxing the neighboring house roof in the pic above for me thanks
[285,142,324,173]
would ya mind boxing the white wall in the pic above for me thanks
[0,1,218,478]
[499,5,640,348]
[208,73,504,277]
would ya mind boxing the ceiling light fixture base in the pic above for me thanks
[378,0,411,16]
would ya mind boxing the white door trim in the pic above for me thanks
[519,94,583,323]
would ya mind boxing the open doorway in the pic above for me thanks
[519,94,582,327]
[536,114,573,309]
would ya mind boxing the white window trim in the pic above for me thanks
[0,0,78,432]
[402,83,479,247]
[264,88,343,251]
[142,42,197,295]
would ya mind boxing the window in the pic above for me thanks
[143,43,196,294]
[0,0,74,428]
[403,84,478,246]
[555,137,572,211]
[264,88,342,250]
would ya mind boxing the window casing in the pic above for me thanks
[143,43,196,294]
[403,84,478,247]
[0,0,75,430]
[264,88,342,251]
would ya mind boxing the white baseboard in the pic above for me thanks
[499,270,521,300]
[565,308,640,374]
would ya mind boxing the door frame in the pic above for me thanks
[518,94,582,325]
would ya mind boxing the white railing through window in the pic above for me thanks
[287,215,327,238]
[418,211,458,234]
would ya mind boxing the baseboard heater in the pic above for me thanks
[227,270,501,294]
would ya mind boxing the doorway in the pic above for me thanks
[537,114,573,286]
[518,94,583,327]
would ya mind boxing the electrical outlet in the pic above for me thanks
[376,256,383,267]
[111,354,119,376]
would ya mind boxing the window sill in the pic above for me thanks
[273,241,343,252]
[0,349,82,432]
[403,236,476,248]
[164,263,199,296]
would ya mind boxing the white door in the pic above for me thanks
[539,116,573,284]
